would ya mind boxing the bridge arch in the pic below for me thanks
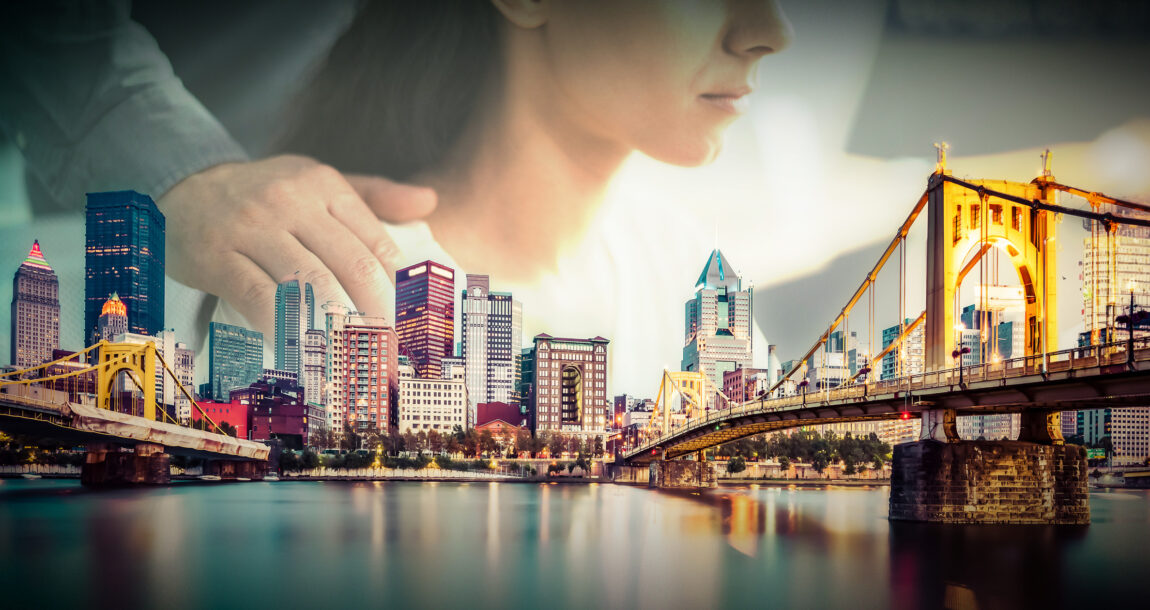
[925,175,1058,370]
[96,342,157,421]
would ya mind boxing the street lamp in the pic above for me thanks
[857,354,872,397]
[951,346,972,386]
[1116,280,1147,370]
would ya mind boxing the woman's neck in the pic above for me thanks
[416,43,630,282]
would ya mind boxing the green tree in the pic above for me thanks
[341,423,361,451]
[727,455,747,474]
[479,430,497,457]
[777,455,791,471]
[279,450,301,472]
[428,429,444,454]
[548,432,564,458]
[811,450,830,474]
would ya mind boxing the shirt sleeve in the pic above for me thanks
[0,0,249,212]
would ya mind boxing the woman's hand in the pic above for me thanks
[158,155,436,335]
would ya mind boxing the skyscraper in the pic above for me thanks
[395,260,456,379]
[10,240,59,368]
[1077,209,1150,465]
[303,328,327,407]
[324,304,399,435]
[207,321,264,401]
[275,279,315,380]
[528,334,609,439]
[85,190,165,344]
[880,319,925,381]
[682,250,753,394]
[97,293,129,343]
[461,274,523,424]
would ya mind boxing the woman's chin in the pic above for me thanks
[646,137,724,168]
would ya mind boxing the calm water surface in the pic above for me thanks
[0,480,1146,609]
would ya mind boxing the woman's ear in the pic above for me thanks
[489,0,549,29]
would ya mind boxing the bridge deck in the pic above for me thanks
[0,393,269,461]
[625,341,1150,463]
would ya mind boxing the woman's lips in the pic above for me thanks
[699,91,751,114]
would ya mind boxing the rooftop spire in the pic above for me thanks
[695,249,741,290]
[21,239,53,272]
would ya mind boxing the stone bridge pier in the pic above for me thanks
[648,460,717,489]
[81,442,170,487]
[204,459,266,480]
[890,411,1089,525]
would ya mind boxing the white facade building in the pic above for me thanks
[461,274,523,426]
[398,361,468,434]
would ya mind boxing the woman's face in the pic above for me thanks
[530,0,792,166]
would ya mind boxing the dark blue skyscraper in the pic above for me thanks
[275,279,315,379]
[85,190,166,344]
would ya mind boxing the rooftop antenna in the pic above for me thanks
[1040,148,1054,178]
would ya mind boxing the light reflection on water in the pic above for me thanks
[0,480,1144,608]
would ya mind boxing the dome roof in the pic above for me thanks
[101,293,127,317]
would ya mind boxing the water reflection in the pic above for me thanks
[0,481,1145,608]
[889,522,1088,610]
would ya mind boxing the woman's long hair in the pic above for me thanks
[281,1,502,180]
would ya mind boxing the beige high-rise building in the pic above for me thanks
[10,240,59,369]
[324,304,399,435]
[682,250,753,399]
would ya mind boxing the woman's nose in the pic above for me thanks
[723,0,794,58]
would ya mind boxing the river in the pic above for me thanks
[0,480,1145,608]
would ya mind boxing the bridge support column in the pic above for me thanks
[204,459,266,480]
[81,442,170,487]
[889,440,1088,524]
[1017,411,1064,444]
[918,409,959,442]
[649,460,716,489]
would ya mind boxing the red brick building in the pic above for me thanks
[723,367,768,404]
[192,400,251,440]
[326,306,400,436]
[476,402,526,452]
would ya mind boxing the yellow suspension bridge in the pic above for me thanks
[0,341,268,485]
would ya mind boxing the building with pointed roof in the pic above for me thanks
[682,249,753,398]
[10,240,60,368]
[97,293,129,343]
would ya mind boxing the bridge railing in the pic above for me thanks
[627,336,1150,458]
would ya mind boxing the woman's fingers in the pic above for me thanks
[238,231,355,319]
[345,174,437,224]
[156,156,423,334]
[328,183,410,282]
[292,211,395,321]
[215,251,280,335]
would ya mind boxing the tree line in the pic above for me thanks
[311,424,606,460]
[717,430,892,475]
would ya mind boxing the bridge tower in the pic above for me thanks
[922,168,1060,441]
[96,341,158,421]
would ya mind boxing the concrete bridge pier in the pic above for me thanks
[889,437,1089,525]
[649,460,717,489]
[81,442,171,487]
[204,459,266,480]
